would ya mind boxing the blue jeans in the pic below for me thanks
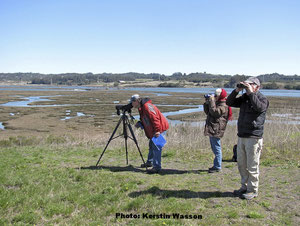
[209,136,222,169]
[147,132,166,169]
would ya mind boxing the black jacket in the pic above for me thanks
[226,90,269,138]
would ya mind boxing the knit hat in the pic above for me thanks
[216,88,233,120]
[216,88,227,100]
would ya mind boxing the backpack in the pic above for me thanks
[232,144,237,162]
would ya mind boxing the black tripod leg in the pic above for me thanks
[125,137,128,165]
[122,115,129,165]
[96,117,123,166]
[127,120,147,167]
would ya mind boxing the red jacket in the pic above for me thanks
[138,98,169,139]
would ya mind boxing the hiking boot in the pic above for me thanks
[146,168,160,174]
[242,192,258,200]
[140,162,152,168]
[208,167,221,173]
[233,188,247,196]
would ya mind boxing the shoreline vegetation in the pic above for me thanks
[1,72,300,89]
[0,86,299,225]
[1,79,300,90]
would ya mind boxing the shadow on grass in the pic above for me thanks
[78,165,146,173]
[159,168,207,175]
[129,186,234,199]
[78,165,207,175]
[222,159,236,163]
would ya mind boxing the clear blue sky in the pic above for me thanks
[1,0,299,76]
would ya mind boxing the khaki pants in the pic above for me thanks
[237,137,263,193]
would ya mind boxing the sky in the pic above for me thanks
[0,0,300,76]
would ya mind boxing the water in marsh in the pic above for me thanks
[61,111,95,121]
[0,122,5,130]
[1,90,300,126]
[0,96,58,107]
[2,95,300,125]
[2,85,300,97]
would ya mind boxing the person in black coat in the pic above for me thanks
[226,77,269,200]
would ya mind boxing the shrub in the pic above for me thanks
[0,136,38,147]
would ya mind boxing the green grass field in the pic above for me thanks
[0,89,300,225]
[0,126,299,225]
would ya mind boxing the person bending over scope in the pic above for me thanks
[130,94,169,174]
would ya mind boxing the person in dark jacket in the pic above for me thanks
[226,77,269,200]
[130,94,169,174]
[204,88,232,173]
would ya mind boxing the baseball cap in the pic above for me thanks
[244,77,261,86]
[130,94,140,103]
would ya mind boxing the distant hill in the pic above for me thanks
[257,73,300,82]
[0,72,168,85]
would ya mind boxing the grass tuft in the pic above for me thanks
[246,211,264,219]
[227,210,239,219]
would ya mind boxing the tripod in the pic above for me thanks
[96,110,147,168]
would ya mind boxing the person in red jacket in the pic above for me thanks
[130,94,169,174]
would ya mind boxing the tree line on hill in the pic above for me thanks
[0,72,300,89]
